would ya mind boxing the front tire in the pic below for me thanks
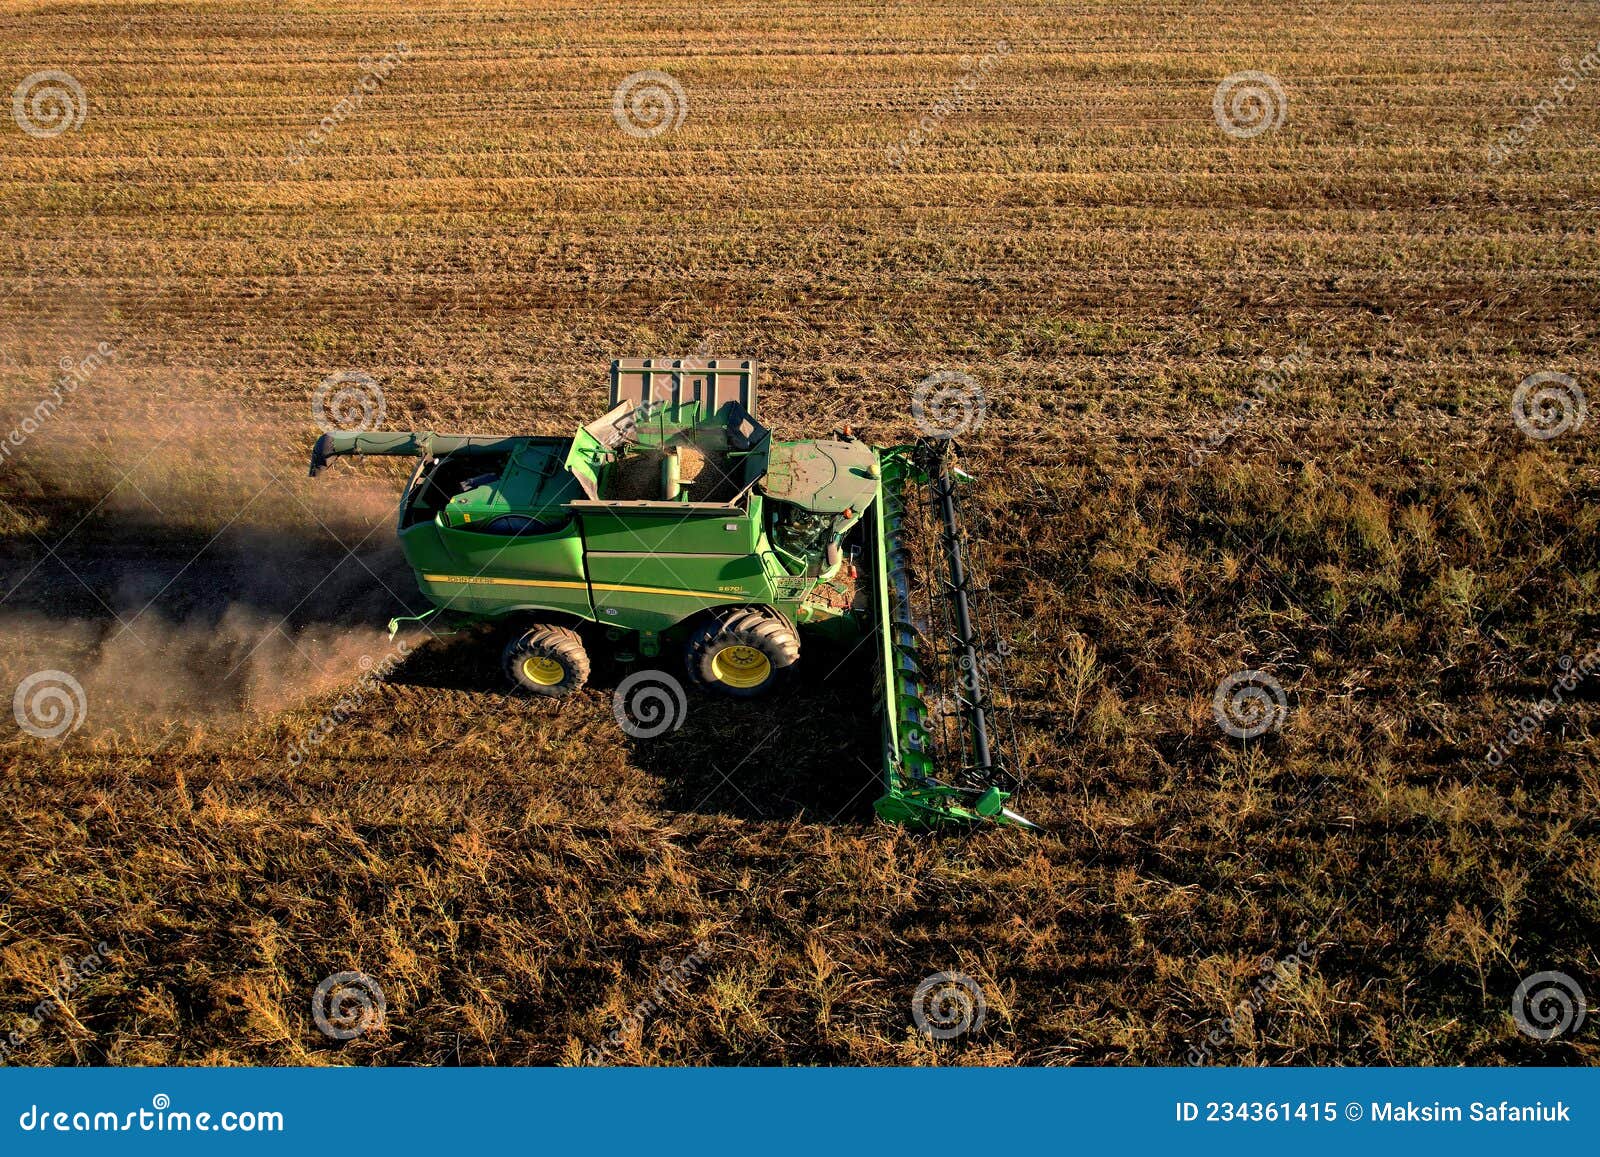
[504,624,590,697]
[685,608,799,698]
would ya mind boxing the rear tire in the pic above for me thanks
[504,624,590,697]
[685,608,799,698]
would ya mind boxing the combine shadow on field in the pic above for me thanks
[387,627,885,824]
[0,534,418,633]
[625,637,885,824]
[379,621,511,693]
[0,489,422,631]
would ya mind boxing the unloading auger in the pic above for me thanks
[308,358,1034,829]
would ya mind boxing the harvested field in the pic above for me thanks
[0,0,1596,1066]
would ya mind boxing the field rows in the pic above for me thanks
[0,0,1596,1067]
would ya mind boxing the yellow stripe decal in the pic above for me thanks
[420,574,736,600]
[423,574,588,590]
[596,581,741,599]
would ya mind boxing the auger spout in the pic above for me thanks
[309,431,526,476]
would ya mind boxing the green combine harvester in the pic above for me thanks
[309,359,1032,829]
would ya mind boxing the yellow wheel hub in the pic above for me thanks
[521,655,566,686]
[711,644,771,688]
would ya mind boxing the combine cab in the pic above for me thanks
[309,358,1032,829]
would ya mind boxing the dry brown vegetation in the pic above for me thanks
[1,0,1597,1065]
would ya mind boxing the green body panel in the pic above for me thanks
[572,502,772,631]
[585,553,772,632]
[401,520,594,619]
[573,504,758,555]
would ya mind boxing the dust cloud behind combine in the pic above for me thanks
[0,372,416,732]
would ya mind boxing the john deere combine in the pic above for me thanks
[309,359,1031,828]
